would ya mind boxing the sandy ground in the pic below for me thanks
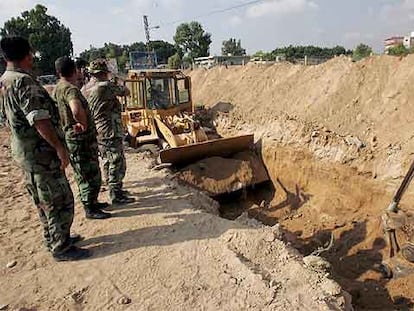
[4,54,412,310]
[0,128,351,311]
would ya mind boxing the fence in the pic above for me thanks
[129,51,157,70]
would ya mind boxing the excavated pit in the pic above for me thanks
[173,143,414,309]
[216,145,414,310]
[171,127,414,310]
[186,55,414,309]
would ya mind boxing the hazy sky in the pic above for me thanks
[1,0,414,56]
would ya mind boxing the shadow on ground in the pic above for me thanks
[285,221,414,310]
[219,176,414,310]
[81,176,245,260]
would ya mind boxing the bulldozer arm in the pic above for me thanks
[381,209,414,278]
[160,134,254,165]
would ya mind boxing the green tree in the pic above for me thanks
[331,45,348,56]
[253,50,274,61]
[270,45,351,62]
[118,50,130,71]
[174,21,211,61]
[80,40,176,71]
[129,42,146,52]
[104,42,123,59]
[150,40,177,64]
[168,53,181,69]
[221,38,246,56]
[80,45,99,62]
[1,4,73,74]
[388,43,409,56]
[352,43,372,61]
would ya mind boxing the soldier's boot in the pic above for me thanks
[69,233,84,244]
[110,189,135,205]
[84,204,112,219]
[45,234,83,252]
[93,201,110,210]
[53,245,91,262]
[121,189,132,196]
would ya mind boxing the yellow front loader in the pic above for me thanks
[121,69,268,195]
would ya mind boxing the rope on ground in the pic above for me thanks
[310,232,335,257]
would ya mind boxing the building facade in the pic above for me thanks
[385,32,414,52]
[384,36,404,52]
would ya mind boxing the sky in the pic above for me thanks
[1,0,414,56]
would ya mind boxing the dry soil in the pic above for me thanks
[0,128,350,310]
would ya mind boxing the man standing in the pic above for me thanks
[87,59,135,204]
[54,57,111,219]
[0,37,90,261]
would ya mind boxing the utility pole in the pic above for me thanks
[143,15,159,68]
[143,15,152,67]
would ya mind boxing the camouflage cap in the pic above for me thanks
[88,59,110,74]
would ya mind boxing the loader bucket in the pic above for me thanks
[160,134,254,165]
[162,134,270,196]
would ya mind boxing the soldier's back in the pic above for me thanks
[54,80,96,141]
[88,81,123,141]
[1,68,62,172]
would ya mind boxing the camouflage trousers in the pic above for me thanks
[66,138,102,207]
[98,138,126,195]
[25,170,74,254]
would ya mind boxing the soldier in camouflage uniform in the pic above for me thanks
[0,37,90,261]
[80,69,109,187]
[87,59,135,204]
[53,57,111,219]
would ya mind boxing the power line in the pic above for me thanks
[158,0,267,27]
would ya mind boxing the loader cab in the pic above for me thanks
[145,74,192,112]
[125,69,192,111]
[122,69,193,145]
[146,77,171,109]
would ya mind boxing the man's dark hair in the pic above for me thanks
[0,37,31,61]
[55,56,76,78]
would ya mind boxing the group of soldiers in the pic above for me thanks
[0,36,135,261]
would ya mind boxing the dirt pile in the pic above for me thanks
[188,56,414,309]
[189,55,414,183]
[175,151,268,196]
[176,156,253,195]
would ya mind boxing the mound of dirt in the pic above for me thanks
[188,56,414,309]
[189,55,414,183]
[176,156,254,195]
[175,150,269,196]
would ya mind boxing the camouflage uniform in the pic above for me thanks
[88,81,129,199]
[0,67,74,254]
[53,81,101,209]
[81,78,109,185]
